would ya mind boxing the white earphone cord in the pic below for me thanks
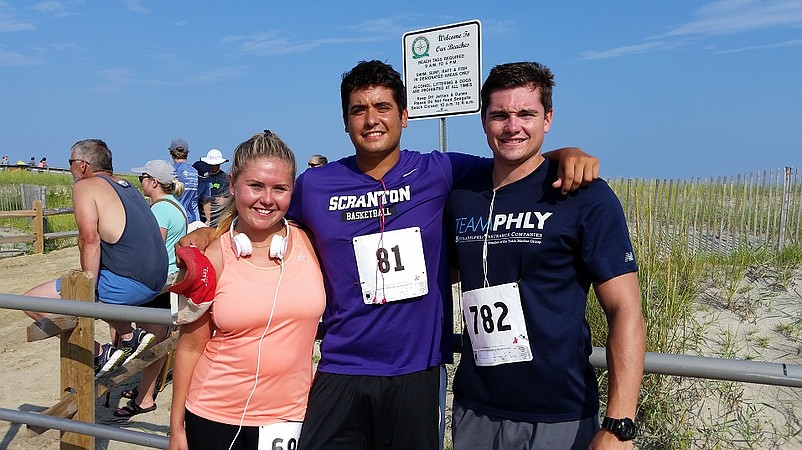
[227,245,285,449]
[481,190,497,289]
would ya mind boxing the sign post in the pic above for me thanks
[403,20,482,151]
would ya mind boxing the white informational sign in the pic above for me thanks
[403,20,481,120]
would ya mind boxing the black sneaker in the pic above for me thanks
[95,343,125,378]
[119,328,156,365]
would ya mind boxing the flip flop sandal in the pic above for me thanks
[121,386,158,401]
[113,399,157,418]
[121,387,138,400]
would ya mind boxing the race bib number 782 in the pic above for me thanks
[461,282,533,366]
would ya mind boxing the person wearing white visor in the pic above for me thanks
[199,149,230,227]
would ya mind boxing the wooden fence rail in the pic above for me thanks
[2,167,800,257]
[0,200,77,253]
[609,166,801,254]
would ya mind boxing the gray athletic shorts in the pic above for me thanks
[451,399,599,450]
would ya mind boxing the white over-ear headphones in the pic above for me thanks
[229,217,289,260]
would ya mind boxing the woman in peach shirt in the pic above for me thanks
[169,131,325,450]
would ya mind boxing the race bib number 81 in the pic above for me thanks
[461,282,533,366]
[353,227,428,304]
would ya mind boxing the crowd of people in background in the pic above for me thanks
[0,155,48,170]
[13,58,645,450]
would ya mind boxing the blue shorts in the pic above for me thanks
[56,269,159,306]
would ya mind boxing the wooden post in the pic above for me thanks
[778,166,793,250]
[58,270,95,450]
[33,200,44,254]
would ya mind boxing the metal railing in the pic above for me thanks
[0,408,169,449]
[1,291,801,448]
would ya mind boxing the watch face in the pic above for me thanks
[618,418,637,440]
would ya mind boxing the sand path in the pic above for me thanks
[0,247,172,450]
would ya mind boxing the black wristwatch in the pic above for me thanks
[601,416,637,441]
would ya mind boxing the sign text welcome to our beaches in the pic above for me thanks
[403,20,481,120]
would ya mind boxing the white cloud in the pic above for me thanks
[52,42,83,51]
[32,0,83,17]
[664,0,802,37]
[480,19,518,38]
[145,52,179,64]
[92,67,163,94]
[122,0,149,14]
[716,38,802,53]
[580,0,802,60]
[222,14,452,56]
[347,16,414,37]
[33,1,67,15]
[0,1,35,32]
[0,47,44,66]
[222,30,380,56]
[92,67,136,93]
[184,65,248,85]
[579,42,667,60]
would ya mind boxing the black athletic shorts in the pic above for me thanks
[185,409,259,450]
[298,367,440,450]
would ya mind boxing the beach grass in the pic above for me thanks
[0,170,139,252]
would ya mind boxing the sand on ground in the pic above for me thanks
[0,247,172,450]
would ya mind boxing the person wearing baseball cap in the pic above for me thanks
[114,159,189,417]
[169,138,211,225]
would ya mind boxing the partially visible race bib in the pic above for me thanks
[461,282,533,366]
[258,421,302,450]
[352,227,428,304]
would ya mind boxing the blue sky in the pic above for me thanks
[1,0,801,179]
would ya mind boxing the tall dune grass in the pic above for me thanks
[584,178,802,449]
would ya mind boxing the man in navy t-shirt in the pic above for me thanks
[292,60,601,450]
[447,62,646,449]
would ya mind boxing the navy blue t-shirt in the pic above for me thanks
[447,158,637,423]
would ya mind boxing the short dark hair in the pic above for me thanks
[481,62,555,118]
[340,60,406,123]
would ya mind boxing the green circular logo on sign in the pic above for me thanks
[412,36,429,59]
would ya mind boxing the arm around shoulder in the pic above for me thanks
[542,147,600,194]
[176,226,217,253]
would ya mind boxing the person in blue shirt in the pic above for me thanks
[169,138,210,224]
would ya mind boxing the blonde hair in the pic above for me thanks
[158,178,184,198]
[216,130,296,236]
